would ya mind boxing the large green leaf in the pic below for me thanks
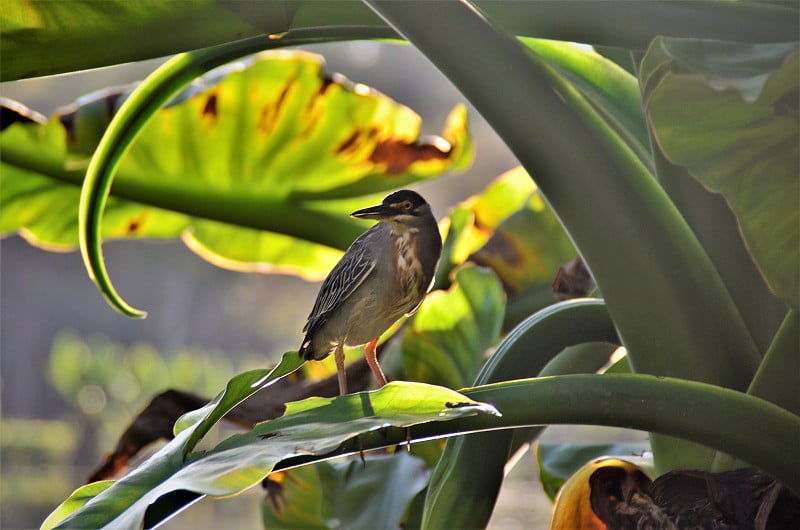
[4,1,797,81]
[402,265,505,389]
[261,452,428,529]
[45,381,497,529]
[648,150,788,355]
[643,38,799,310]
[0,51,472,281]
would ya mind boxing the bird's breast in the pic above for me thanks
[391,231,428,313]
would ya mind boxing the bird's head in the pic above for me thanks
[350,190,433,227]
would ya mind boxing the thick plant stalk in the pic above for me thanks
[364,0,761,475]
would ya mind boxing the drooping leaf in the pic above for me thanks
[262,452,428,529]
[47,381,497,529]
[0,50,473,280]
[402,265,505,389]
[643,39,799,310]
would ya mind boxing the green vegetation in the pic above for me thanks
[1,1,797,528]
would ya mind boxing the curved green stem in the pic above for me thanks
[338,375,800,494]
[79,37,280,317]
[423,299,619,529]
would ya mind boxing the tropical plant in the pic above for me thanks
[1,1,797,528]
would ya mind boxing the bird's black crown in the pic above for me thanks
[383,189,428,212]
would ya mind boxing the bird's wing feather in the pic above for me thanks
[303,233,377,333]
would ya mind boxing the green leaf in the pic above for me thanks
[41,480,115,530]
[1,50,472,316]
[402,265,505,389]
[435,166,577,304]
[1,51,470,267]
[469,195,577,295]
[0,1,281,81]
[176,351,304,455]
[47,373,800,527]
[644,39,800,310]
[536,442,653,502]
[649,150,787,355]
[4,0,797,81]
[262,453,429,529]
[48,382,497,529]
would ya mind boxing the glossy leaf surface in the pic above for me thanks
[46,382,497,529]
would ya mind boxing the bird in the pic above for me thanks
[299,189,442,396]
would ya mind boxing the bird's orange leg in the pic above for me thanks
[334,340,347,396]
[365,338,388,387]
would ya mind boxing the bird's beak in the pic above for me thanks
[350,203,393,220]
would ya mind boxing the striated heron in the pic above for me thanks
[299,189,442,395]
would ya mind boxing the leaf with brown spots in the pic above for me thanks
[0,51,472,280]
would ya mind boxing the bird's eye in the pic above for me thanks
[401,200,413,211]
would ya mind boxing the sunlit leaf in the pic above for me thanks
[470,195,577,295]
[0,51,472,280]
[402,265,504,389]
[41,480,114,530]
[643,38,799,309]
[47,381,496,529]
[175,351,304,454]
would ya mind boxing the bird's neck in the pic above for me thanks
[390,224,420,237]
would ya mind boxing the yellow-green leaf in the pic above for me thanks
[0,51,472,280]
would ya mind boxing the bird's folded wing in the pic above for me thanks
[303,236,377,332]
